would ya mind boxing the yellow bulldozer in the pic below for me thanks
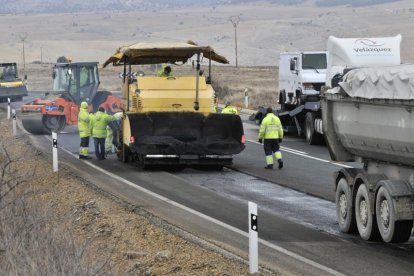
[103,41,245,168]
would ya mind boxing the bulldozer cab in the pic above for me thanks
[52,62,99,104]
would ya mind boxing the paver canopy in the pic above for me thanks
[103,41,229,67]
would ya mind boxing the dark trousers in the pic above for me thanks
[80,137,89,148]
[263,139,280,155]
[93,137,106,160]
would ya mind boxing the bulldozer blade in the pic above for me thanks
[127,112,245,156]
[21,113,51,135]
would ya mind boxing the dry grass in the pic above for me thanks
[23,62,279,109]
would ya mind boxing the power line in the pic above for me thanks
[18,32,28,74]
[229,16,240,68]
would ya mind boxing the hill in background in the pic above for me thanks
[0,0,412,67]
[0,0,401,14]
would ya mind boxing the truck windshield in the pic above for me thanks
[53,66,73,93]
[302,53,327,70]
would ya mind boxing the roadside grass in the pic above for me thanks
[0,121,114,275]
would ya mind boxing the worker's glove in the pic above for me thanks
[278,138,282,143]
[258,138,263,144]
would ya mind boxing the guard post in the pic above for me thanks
[248,201,258,274]
[52,132,58,172]
[244,88,249,108]
[7,98,10,119]
[12,108,16,136]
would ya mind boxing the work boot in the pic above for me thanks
[278,160,283,169]
[264,164,273,169]
[84,156,92,160]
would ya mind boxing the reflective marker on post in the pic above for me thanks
[52,132,58,172]
[7,98,10,119]
[248,201,258,274]
[12,108,16,136]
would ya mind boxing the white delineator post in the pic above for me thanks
[248,201,259,274]
[244,88,249,108]
[52,132,58,172]
[12,109,16,136]
[7,98,10,119]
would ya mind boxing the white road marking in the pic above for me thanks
[248,139,353,168]
[47,137,344,276]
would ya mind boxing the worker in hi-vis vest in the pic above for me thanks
[221,101,238,115]
[78,101,92,160]
[258,107,284,169]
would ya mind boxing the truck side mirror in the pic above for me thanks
[290,58,298,73]
[24,74,27,80]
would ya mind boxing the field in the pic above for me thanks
[5,0,414,108]
[23,62,279,109]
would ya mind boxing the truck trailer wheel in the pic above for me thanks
[305,112,323,145]
[355,184,381,241]
[375,187,413,243]
[254,113,263,125]
[335,178,357,233]
[43,115,66,133]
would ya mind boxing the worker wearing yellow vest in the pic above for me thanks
[78,101,92,160]
[90,107,115,160]
[258,107,284,169]
[105,112,123,156]
[221,101,238,115]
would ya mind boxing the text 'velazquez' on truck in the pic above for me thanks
[323,34,414,243]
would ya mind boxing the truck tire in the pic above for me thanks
[375,187,413,243]
[279,90,286,111]
[355,184,381,241]
[335,178,357,233]
[118,142,131,163]
[305,112,323,145]
[43,115,66,133]
[254,113,262,125]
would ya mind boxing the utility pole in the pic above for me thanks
[19,32,28,74]
[230,16,240,68]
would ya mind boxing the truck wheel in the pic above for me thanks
[254,113,262,125]
[279,90,286,111]
[43,115,66,133]
[375,187,413,243]
[118,144,131,163]
[335,178,357,233]
[305,112,322,145]
[355,184,381,241]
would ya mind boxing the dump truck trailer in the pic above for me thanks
[323,35,414,243]
[103,41,245,168]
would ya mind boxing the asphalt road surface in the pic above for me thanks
[3,93,414,275]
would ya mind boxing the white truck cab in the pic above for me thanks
[278,51,328,110]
